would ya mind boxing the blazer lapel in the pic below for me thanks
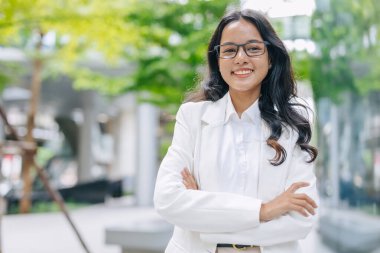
[197,123,224,191]
[194,94,228,191]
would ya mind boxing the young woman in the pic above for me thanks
[154,9,319,253]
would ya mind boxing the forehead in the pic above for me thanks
[220,18,263,44]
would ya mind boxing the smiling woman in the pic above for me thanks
[217,19,270,114]
[154,9,318,253]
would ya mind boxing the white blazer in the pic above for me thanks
[154,94,319,253]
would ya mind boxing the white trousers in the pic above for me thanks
[216,247,261,253]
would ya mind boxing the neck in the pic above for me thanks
[229,90,260,117]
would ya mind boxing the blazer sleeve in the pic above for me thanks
[199,144,319,246]
[154,103,262,233]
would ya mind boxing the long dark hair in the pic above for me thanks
[187,9,318,165]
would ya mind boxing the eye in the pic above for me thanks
[247,46,260,52]
[222,47,237,53]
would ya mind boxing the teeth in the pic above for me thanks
[234,70,252,75]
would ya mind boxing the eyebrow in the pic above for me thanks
[220,39,262,46]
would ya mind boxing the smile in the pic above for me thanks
[232,69,253,77]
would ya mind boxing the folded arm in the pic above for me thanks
[154,104,262,233]
[199,145,319,246]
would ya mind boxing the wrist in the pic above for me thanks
[259,203,270,222]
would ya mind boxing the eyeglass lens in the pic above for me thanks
[218,42,266,58]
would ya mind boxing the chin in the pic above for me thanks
[231,84,259,91]
[231,88,258,94]
[228,83,262,94]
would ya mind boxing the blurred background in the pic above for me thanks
[0,0,379,253]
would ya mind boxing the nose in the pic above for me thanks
[234,46,248,64]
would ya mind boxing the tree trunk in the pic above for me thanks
[20,33,43,213]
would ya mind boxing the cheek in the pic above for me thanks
[256,59,270,74]
[218,62,231,80]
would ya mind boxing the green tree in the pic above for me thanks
[116,0,236,107]
[64,0,236,108]
[310,0,380,211]
[311,0,380,101]
[0,0,235,212]
[0,0,140,212]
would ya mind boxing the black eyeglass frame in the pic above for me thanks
[212,40,271,59]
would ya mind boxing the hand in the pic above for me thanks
[260,182,318,222]
[181,168,198,190]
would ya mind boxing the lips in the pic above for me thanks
[232,68,253,77]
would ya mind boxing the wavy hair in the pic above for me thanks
[186,9,318,165]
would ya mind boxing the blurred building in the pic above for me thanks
[244,1,380,252]
[0,47,158,210]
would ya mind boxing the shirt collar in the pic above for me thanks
[225,93,237,123]
[224,92,261,124]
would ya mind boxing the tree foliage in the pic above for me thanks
[120,0,236,107]
[310,0,380,101]
[0,0,140,97]
[0,0,236,107]
[0,0,140,55]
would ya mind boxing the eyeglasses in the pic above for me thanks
[213,40,270,59]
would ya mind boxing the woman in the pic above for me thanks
[154,9,319,253]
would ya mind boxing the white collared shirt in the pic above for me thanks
[218,92,262,197]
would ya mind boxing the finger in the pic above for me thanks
[183,179,197,190]
[183,168,196,184]
[182,175,193,185]
[291,204,309,217]
[182,171,191,183]
[182,176,190,184]
[182,168,198,190]
[291,199,315,215]
[188,172,196,184]
[183,179,195,189]
[294,193,318,208]
[184,168,191,176]
[287,182,310,193]
[188,176,198,190]
[183,180,190,189]
[289,182,309,191]
[181,168,187,175]
[181,168,191,179]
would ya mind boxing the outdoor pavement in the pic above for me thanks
[2,197,379,253]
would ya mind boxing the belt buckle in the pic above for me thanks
[232,244,252,251]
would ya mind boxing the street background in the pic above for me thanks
[1,0,380,252]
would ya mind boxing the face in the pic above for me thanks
[218,18,270,98]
